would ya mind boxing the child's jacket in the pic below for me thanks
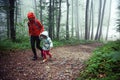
[40,31,53,50]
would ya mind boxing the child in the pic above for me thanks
[40,31,53,62]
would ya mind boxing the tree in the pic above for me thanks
[9,0,16,41]
[116,0,120,33]
[85,0,90,40]
[95,0,102,40]
[56,0,62,39]
[90,0,94,40]
[98,0,106,40]
[66,0,69,40]
[48,0,55,39]
[95,0,106,40]
[71,0,74,37]
[48,0,52,39]
[106,0,112,40]
[75,0,80,39]
[39,0,43,24]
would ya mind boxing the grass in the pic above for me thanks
[0,37,99,51]
[0,38,30,51]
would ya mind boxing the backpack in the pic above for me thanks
[28,20,40,30]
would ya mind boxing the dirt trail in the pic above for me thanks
[0,42,102,80]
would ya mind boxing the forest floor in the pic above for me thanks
[0,42,102,80]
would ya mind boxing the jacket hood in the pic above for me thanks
[41,31,48,37]
[27,12,35,19]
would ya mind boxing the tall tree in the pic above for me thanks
[34,0,37,16]
[95,0,102,40]
[39,0,43,24]
[56,0,62,39]
[88,0,91,40]
[75,0,80,39]
[71,0,74,37]
[85,0,90,40]
[90,0,94,40]
[48,0,53,38]
[116,0,120,33]
[98,0,106,40]
[66,0,69,40]
[52,0,55,38]
[9,0,16,41]
[106,0,112,40]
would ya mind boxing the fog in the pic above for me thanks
[16,0,120,40]
[0,0,120,40]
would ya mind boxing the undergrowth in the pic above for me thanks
[0,38,96,51]
[77,40,120,80]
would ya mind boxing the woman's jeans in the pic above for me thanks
[30,36,43,58]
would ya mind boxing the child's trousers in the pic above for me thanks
[42,50,52,59]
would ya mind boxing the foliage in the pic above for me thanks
[0,37,30,51]
[15,18,28,38]
[0,37,97,51]
[77,40,120,80]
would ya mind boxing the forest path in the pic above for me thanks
[0,42,102,80]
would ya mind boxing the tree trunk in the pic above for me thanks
[106,0,112,40]
[34,0,37,17]
[85,0,90,40]
[55,0,58,39]
[49,0,53,38]
[57,0,62,40]
[91,0,94,40]
[66,0,69,40]
[71,0,74,37]
[52,0,55,38]
[95,0,102,40]
[75,0,79,39]
[98,0,106,40]
[88,0,91,40]
[9,0,16,41]
[7,9,10,38]
[39,0,43,24]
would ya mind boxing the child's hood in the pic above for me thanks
[41,31,48,37]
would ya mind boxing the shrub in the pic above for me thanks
[78,40,120,80]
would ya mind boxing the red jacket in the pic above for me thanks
[27,12,44,36]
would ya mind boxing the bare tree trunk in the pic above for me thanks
[85,0,90,40]
[88,0,91,40]
[9,0,16,41]
[71,0,74,37]
[15,0,18,31]
[106,0,112,40]
[66,0,69,40]
[95,0,102,40]
[53,0,55,38]
[57,0,62,39]
[91,0,94,40]
[7,10,10,38]
[75,0,79,39]
[55,0,58,39]
[39,0,43,24]
[49,0,53,38]
[34,0,37,17]
[98,0,106,40]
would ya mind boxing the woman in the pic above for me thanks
[27,12,44,60]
